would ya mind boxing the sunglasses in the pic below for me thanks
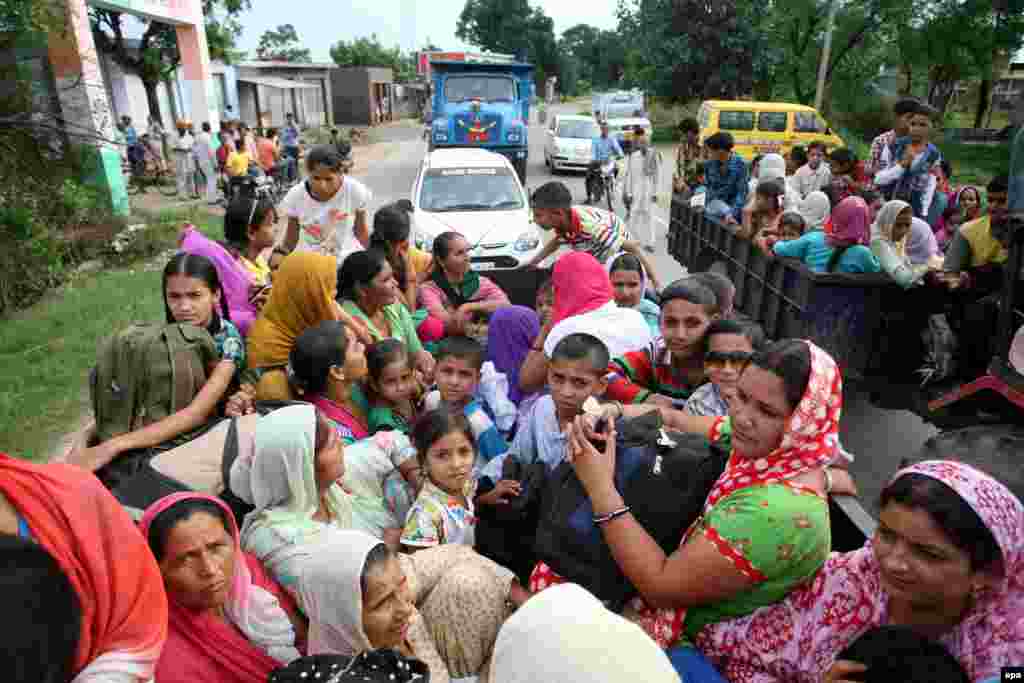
[705,351,753,368]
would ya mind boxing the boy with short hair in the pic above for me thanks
[703,131,748,222]
[480,333,611,483]
[874,102,942,219]
[866,97,922,179]
[423,336,509,473]
[793,141,832,198]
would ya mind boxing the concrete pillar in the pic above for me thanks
[176,23,219,132]
[49,0,128,215]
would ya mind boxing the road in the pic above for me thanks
[352,101,938,512]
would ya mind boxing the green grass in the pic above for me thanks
[0,210,222,461]
[940,142,1010,188]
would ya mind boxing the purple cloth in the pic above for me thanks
[179,225,258,336]
[906,216,940,265]
[486,305,540,406]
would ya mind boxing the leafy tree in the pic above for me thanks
[455,0,561,90]
[559,24,626,91]
[90,0,250,121]
[255,23,312,63]
[330,34,402,71]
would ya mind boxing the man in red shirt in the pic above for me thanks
[256,128,279,174]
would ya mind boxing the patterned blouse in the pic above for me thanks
[401,478,478,548]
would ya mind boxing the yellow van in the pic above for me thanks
[697,100,845,160]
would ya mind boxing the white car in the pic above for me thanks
[411,148,541,270]
[544,114,600,173]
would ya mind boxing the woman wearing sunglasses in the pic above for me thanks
[684,317,766,417]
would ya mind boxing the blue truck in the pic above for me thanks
[425,52,534,183]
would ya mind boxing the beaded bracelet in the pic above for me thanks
[593,506,631,525]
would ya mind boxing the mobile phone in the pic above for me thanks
[589,414,609,448]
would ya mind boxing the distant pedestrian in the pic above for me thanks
[194,122,218,204]
[280,113,301,181]
[172,120,196,197]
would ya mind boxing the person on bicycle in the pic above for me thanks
[523,181,661,289]
[587,121,623,204]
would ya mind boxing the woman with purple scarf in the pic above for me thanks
[822,196,882,274]
[486,306,542,418]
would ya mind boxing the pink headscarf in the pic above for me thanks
[550,252,614,326]
[824,196,871,249]
[695,460,1024,683]
[180,225,259,336]
[141,492,302,683]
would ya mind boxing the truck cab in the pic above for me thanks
[427,55,534,183]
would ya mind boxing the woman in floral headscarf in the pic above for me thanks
[536,340,850,662]
[821,196,881,274]
[696,460,1024,683]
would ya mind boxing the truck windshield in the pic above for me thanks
[419,167,524,212]
[444,76,515,103]
[557,120,599,139]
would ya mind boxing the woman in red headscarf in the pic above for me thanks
[0,454,167,682]
[518,251,654,394]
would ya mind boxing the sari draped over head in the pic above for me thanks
[606,251,650,298]
[297,530,383,656]
[234,405,353,593]
[0,454,167,682]
[696,460,1024,683]
[490,583,681,683]
[797,191,831,232]
[550,251,614,326]
[954,187,983,222]
[871,199,913,257]
[533,341,843,648]
[825,196,871,249]
[140,493,301,683]
[247,252,338,370]
[486,306,541,406]
[179,224,259,336]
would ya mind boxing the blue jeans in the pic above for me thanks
[282,146,299,181]
[666,645,728,683]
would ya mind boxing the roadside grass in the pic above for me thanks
[0,209,223,462]
[941,142,1009,188]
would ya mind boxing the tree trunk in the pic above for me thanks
[973,79,991,129]
[143,78,162,124]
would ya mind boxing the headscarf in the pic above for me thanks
[797,191,831,232]
[490,583,680,683]
[140,493,300,683]
[954,186,983,222]
[696,460,1024,683]
[606,250,650,299]
[551,251,614,326]
[906,216,940,265]
[486,305,541,406]
[0,455,167,681]
[757,153,786,183]
[297,531,386,656]
[825,196,871,248]
[870,198,912,267]
[179,224,259,336]
[268,650,430,683]
[247,252,338,369]
[235,404,353,549]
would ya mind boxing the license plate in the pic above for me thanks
[472,261,496,271]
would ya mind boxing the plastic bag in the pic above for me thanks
[478,361,517,432]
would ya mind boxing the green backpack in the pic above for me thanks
[90,323,219,443]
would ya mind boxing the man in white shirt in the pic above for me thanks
[792,141,832,198]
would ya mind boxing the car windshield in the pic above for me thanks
[444,76,515,103]
[419,167,524,212]
[557,120,599,139]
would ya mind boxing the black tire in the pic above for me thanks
[914,424,1024,501]
[513,156,527,185]
[158,170,179,197]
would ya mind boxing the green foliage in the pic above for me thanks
[455,0,560,90]
[256,23,312,63]
[330,34,403,70]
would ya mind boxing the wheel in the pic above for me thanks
[513,156,527,185]
[158,170,179,197]
[915,424,1024,502]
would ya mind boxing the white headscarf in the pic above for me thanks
[235,404,352,548]
[757,153,800,211]
[298,531,386,656]
[871,199,912,246]
[606,251,649,299]
[798,191,831,231]
[490,583,681,683]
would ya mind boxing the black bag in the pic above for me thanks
[533,411,729,610]
[475,455,548,585]
[269,650,430,683]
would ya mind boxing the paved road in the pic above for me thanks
[351,102,938,513]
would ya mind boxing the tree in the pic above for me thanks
[329,34,402,71]
[90,0,250,121]
[559,24,626,92]
[256,23,311,63]
[455,0,560,90]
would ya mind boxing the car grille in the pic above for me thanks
[471,255,519,269]
[480,242,508,250]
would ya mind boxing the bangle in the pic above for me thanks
[823,467,834,495]
[593,506,631,525]
[530,345,544,353]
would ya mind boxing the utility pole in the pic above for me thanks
[814,0,840,111]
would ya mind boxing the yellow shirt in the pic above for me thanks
[961,215,1006,268]
[409,247,433,281]
[226,151,251,177]
[239,254,271,285]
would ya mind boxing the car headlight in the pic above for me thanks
[514,230,540,252]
